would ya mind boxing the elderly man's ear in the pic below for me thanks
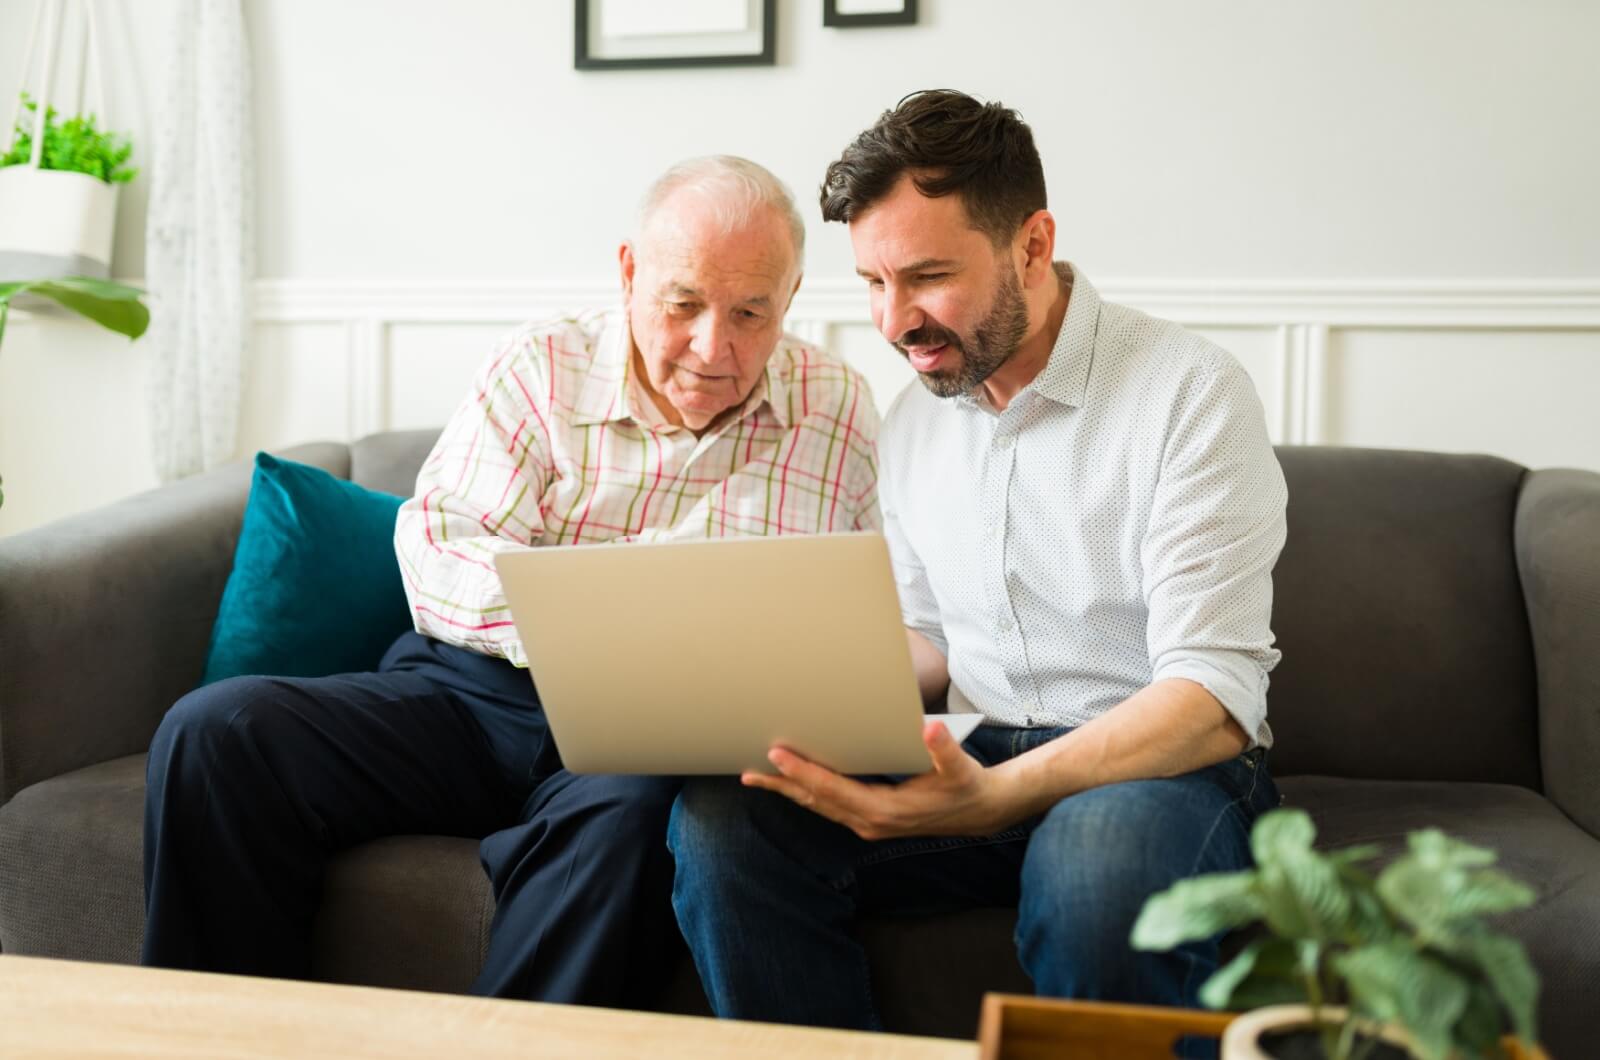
[618,241,637,299]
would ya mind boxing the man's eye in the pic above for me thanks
[666,301,698,314]
[863,278,884,290]
[917,273,948,283]
[736,309,764,321]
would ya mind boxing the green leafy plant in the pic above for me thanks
[0,277,149,509]
[1,92,137,183]
[1131,808,1539,1060]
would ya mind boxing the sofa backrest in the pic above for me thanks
[354,431,1545,789]
[1268,447,1540,787]
[350,429,443,498]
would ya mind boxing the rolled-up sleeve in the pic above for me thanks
[1141,360,1288,745]
[394,330,553,666]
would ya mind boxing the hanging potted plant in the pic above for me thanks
[0,0,149,510]
[0,93,148,512]
[0,92,135,282]
[0,0,134,282]
[1131,808,1542,1060]
[0,90,144,321]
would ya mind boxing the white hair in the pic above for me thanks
[636,155,806,267]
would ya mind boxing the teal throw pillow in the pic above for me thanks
[201,452,413,685]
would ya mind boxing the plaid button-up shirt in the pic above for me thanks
[395,308,882,665]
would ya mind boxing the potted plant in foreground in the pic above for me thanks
[1131,808,1541,1060]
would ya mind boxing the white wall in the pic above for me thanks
[1,0,1597,534]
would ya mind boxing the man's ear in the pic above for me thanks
[619,241,637,298]
[1015,209,1057,289]
[783,270,804,315]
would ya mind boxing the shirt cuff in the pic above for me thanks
[1150,652,1270,749]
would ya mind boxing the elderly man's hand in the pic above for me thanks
[741,721,1017,839]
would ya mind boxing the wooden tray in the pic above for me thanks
[976,994,1548,1060]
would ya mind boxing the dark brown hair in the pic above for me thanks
[820,90,1046,244]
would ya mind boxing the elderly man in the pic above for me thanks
[141,156,880,1006]
[669,93,1288,1031]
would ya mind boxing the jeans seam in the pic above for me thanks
[1174,758,1264,1004]
[1183,759,1261,880]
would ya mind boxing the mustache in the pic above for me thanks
[893,325,963,357]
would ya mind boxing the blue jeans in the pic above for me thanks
[668,724,1280,1031]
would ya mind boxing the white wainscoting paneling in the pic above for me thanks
[248,276,1600,463]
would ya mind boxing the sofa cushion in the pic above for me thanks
[202,453,412,684]
[0,754,145,961]
[312,835,495,994]
[1269,448,1540,786]
[1280,775,1600,1056]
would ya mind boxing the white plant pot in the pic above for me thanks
[0,165,119,282]
[1222,1004,1414,1059]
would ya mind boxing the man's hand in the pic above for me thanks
[741,721,1018,840]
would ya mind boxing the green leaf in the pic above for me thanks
[1258,850,1351,942]
[1463,933,1540,1043]
[0,277,149,339]
[1131,870,1263,950]
[1335,942,1470,1060]
[1405,829,1499,871]
[1198,936,1304,1011]
[1378,856,1536,948]
[1250,808,1318,865]
[1454,980,1508,1060]
[1246,810,1359,942]
[1,92,135,184]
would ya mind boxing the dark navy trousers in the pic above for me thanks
[142,632,682,1006]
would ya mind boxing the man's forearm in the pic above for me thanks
[989,678,1250,826]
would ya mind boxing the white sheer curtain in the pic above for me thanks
[145,0,253,482]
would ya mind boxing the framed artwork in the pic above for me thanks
[575,0,777,70]
[823,0,918,28]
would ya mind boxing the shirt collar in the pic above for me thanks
[571,312,633,427]
[1028,261,1098,409]
[571,310,790,431]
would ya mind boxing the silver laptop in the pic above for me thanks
[493,533,980,775]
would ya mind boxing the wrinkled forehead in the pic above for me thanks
[637,203,797,297]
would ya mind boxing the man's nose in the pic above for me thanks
[689,314,732,364]
[879,286,924,345]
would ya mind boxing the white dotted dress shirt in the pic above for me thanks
[879,264,1288,747]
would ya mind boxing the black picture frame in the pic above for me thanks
[823,0,918,28]
[575,0,777,70]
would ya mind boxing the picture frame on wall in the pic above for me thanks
[575,0,776,70]
[823,0,918,28]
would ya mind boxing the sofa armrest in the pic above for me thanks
[1516,467,1600,840]
[0,442,351,805]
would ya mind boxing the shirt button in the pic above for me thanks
[998,616,1015,632]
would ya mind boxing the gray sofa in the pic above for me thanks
[1,431,1597,1054]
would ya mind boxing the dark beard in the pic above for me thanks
[895,269,1029,399]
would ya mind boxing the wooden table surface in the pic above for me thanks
[0,955,978,1059]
